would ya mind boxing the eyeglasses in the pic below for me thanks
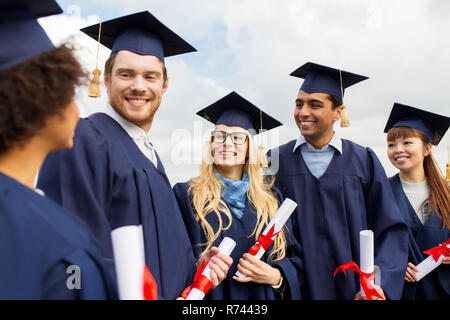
[211,130,248,145]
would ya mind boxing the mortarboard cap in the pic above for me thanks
[196,91,282,135]
[384,103,450,146]
[80,11,196,63]
[290,62,368,127]
[290,62,368,99]
[0,0,62,71]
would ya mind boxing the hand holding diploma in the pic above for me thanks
[354,285,385,300]
[233,253,282,286]
[234,198,297,279]
[201,246,234,288]
[409,238,450,282]
[182,237,235,300]
[334,230,385,300]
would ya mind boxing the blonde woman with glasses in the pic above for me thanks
[173,92,303,300]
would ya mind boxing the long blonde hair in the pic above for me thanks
[188,132,287,261]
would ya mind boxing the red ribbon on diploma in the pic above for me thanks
[181,258,212,299]
[143,264,157,300]
[424,238,450,262]
[248,224,281,256]
[333,261,385,300]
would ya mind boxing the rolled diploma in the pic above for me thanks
[185,236,236,300]
[416,243,450,281]
[111,225,146,300]
[235,197,297,278]
[359,230,374,297]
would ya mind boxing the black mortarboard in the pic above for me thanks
[196,91,282,135]
[0,0,62,71]
[384,103,450,146]
[290,62,368,99]
[80,11,196,62]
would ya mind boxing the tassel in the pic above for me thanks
[259,144,268,168]
[340,105,350,127]
[88,22,102,98]
[88,68,101,98]
[446,146,450,183]
[338,70,349,127]
[446,163,450,183]
[258,109,268,167]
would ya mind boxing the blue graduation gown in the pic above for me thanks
[0,172,117,299]
[269,139,409,300]
[37,113,196,300]
[389,174,450,300]
[173,181,304,300]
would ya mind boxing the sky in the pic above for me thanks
[38,0,450,185]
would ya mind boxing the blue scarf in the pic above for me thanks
[215,169,249,219]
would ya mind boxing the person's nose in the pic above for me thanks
[393,143,404,153]
[298,105,312,119]
[224,134,235,146]
[130,76,146,93]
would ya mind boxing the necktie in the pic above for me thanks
[143,136,157,168]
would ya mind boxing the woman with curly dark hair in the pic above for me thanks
[0,1,117,299]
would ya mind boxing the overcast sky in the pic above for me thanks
[39,0,450,185]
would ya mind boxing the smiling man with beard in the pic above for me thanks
[268,62,409,300]
[37,11,232,300]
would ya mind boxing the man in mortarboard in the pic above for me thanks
[268,62,409,299]
[37,11,232,299]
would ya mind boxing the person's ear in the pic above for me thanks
[424,142,432,157]
[104,73,110,93]
[332,105,342,122]
[162,76,169,93]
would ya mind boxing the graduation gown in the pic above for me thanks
[389,174,450,299]
[0,172,117,300]
[37,113,196,300]
[173,181,304,300]
[269,139,409,300]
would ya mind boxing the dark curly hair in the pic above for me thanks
[0,43,88,154]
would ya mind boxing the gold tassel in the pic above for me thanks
[446,146,450,183]
[88,68,101,97]
[340,104,350,127]
[259,144,268,168]
[258,109,268,167]
[88,22,102,98]
[338,70,349,127]
[446,162,450,183]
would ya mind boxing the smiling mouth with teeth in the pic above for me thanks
[220,151,237,156]
[126,97,150,106]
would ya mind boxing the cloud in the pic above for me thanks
[40,1,450,183]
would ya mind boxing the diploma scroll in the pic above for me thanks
[359,230,374,298]
[333,230,384,300]
[185,237,236,300]
[111,225,146,300]
[416,240,450,281]
[235,198,297,279]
